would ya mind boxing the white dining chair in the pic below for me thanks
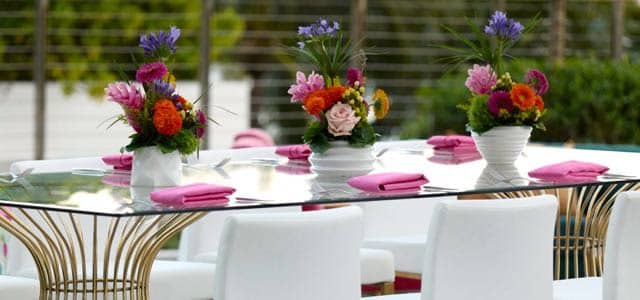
[553,191,640,300]
[8,158,216,300]
[366,195,558,300]
[0,275,39,299]
[213,206,364,300]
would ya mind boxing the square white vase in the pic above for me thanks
[131,146,182,187]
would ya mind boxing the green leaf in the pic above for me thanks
[348,122,376,147]
[303,121,330,154]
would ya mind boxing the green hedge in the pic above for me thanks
[400,58,640,144]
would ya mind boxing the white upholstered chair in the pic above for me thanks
[213,206,364,300]
[0,275,39,299]
[366,195,558,300]
[8,158,216,300]
[553,191,640,300]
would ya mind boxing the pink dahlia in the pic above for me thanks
[487,91,513,117]
[135,61,168,84]
[346,68,364,87]
[525,69,549,96]
[287,71,325,103]
[105,81,144,109]
[195,109,207,138]
[465,64,497,95]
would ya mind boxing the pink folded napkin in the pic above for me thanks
[150,183,235,205]
[433,145,478,156]
[275,144,312,160]
[102,154,133,170]
[528,160,609,182]
[347,172,429,192]
[427,135,475,150]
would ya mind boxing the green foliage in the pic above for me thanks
[126,128,199,154]
[303,120,330,153]
[348,121,377,147]
[466,95,497,133]
[401,58,640,144]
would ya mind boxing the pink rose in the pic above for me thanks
[326,103,360,137]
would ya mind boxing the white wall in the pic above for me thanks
[0,77,251,165]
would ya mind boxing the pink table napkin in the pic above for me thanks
[275,163,311,175]
[275,144,312,160]
[347,172,429,192]
[528,160,609,182]
[433,145,478,156]
[150,183,235,206]
[427,135,475,150]
[102,154,133,170]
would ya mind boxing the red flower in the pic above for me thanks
[510,84,536,111]
[153,99,182,136]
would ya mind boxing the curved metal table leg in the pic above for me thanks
[493,182,640,280]
[0,208,206,299]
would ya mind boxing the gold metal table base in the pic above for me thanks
[492,182,640,280]
[0,208,206,299]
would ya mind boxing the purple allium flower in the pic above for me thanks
[465,64,497,95]
[139,26,181,57]
[151,80,175,98]
[136,62,168,84]
[105,81,144,109]
[346,68,364,87]
[484,11,523,41]
[195,109,206,138]
[287,71,325,103]
[297,19,340,39]
[487,91,514,117]
[525,69,549,96]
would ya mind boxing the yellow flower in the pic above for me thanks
[372,89,390,119]
[163,73,177,88]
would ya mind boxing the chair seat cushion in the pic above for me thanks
[0,275,39,299]
[193,248,396,284]
[363,235,426,274]
[553,277,601,300]
[364,292,419,299]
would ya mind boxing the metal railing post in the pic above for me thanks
[199,0,214,149]
[611,0,624,60]
[34,0,48,160]
[350,0,367,69]
[550,0,567,63]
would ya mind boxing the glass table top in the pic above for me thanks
[1,142,639,216]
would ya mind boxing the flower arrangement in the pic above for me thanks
[444,11,548,134]
[289,19,390,153]
[105,26,207,154]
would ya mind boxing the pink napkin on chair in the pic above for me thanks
[150,183,235,206]
[275,144,312,160]
[102,154,133,170]
[427,135,475,150]
[347,172,429,192]
[528,160,609,182]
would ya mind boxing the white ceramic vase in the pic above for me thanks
[309,141,375,180]
[471,126,532,166]
[131,146,182,187]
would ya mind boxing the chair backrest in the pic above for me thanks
[356,197,453,239]
[213,206,363,300]
[10,157,106,174]
[177,206,300,262]
[603,191,640,300]
[421,195,558,300]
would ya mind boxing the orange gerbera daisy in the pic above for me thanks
[372,89,390,119]
[153,99,182,136]
[303,92,327,116]
[510,84,536,111]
